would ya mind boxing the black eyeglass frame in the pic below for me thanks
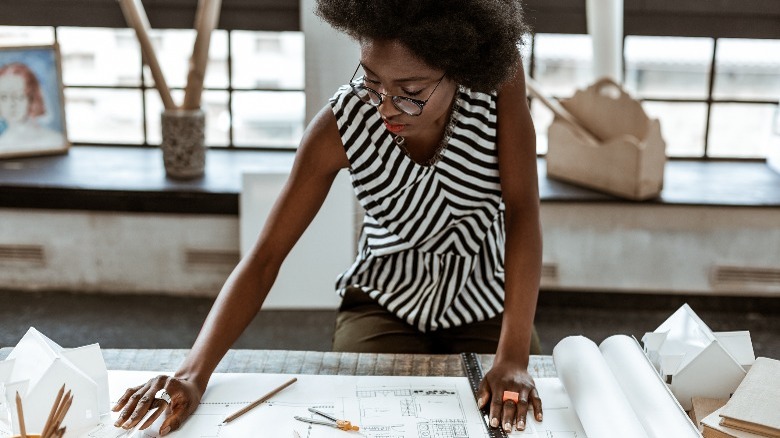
[349,63,446,117]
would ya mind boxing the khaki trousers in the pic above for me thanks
[332,287,542,355]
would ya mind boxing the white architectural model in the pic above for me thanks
[642,304,755,410]
[0,327,109,436]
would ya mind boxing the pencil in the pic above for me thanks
[15,391,27,438]
[41,384,65,438]
[222,377,298,424]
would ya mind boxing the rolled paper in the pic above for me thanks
[183,0,222,110]
[118,0,177,110]
[525,76,601,145]
[586,0,624,83]
[553,336,649,438]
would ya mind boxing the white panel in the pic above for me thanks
[0,209,238,296]
[540,204,780,295]
[240,170,355,309]
[301,0,359,123]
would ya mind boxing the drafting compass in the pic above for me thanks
[294,407,360,432]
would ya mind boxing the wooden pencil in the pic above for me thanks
[41,384,66,438]
[54,393,73,431]
[182,0,222,110]
[15,391,27,438]
[222,377,298,424]
[118,0,177,110]
[46,392,73,438]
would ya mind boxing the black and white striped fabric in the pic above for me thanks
[330,85,505,332]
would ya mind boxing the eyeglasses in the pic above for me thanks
[349,63,446,117]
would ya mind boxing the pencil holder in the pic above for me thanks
[161,108,206,180]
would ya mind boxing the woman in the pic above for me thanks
[0,62,64,149]
[114,0,543,434]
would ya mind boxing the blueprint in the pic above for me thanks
[0,370,589,438]
[78,371,493,438]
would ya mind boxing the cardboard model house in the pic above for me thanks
[642,304,755,411]
[0,327,109,435]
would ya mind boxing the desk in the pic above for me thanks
[0,348,557,377]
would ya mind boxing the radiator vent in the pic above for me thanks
[541,263,559,282]
[712,266,780,286]
[185,249,240,270]
[0,244,46,267]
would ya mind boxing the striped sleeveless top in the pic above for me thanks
[330,85,505,333]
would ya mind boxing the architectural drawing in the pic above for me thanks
[69,371,492,438]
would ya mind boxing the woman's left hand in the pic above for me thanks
[477,359,543,432]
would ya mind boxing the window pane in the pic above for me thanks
[532,34,594,97]
[142,29,229,90]
[64,88,143,144]
[146,90,230,146]
[708,103,775,158]
[624,36,713,99]
[231,31,304,90]
[713,39,780,100]
[641,101,707,157]
[58,27,141,86]
[0,26,55,45]
[530,99,553,155]
[232,91,304,148]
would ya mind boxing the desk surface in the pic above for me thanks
[0,348,557,378]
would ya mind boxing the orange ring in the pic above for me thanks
[502,390,520,403]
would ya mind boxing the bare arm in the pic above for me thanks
[112,104,349,435]
[478,61,543,433]
[176,105,349,390]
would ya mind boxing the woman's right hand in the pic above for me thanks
[112,375,203,436]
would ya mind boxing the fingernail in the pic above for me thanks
[490,417,498,428]
[114,420,122,427]
[161,426,171,436]
[537,412,543,421]
[517,419,525,430]
[477,397,483,407]
[504,422,512,431]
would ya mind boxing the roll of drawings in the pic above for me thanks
[586,0,623,83]
[599,335,700,438]
[553,336,648,438]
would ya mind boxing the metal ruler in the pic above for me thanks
[460,352,509,438]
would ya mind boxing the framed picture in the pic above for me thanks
[0,44,69,159]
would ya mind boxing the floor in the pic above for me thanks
[1,289,778,360]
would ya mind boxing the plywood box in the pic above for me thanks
[546,78,666,200]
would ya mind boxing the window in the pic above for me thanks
[0,25,304,149]
[527,34,780,159]
[3,0,779,158]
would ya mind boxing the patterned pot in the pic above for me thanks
[161,109,206,179]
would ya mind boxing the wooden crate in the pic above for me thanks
[546,78,666,200]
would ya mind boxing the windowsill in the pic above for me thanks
[0,146,778,215]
